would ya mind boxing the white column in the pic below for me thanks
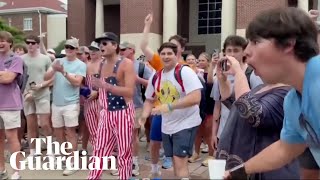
[163,0,177,42]
[220,0,236,48]
[95,0,104,38]
[298,0,309,13]
[317,0,320,21]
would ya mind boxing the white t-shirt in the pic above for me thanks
[145,65,203,134]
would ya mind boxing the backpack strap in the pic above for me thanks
[151,69,163,97]
[174,64,186,92]
[138,62,145,78]
[151,64,186,97]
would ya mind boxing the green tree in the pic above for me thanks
[53,40,66,55]
[0,18,25,44]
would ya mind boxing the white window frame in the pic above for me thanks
[23,17,33,31]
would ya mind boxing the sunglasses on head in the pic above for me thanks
[25,41,37,45]
[65,45,76,50]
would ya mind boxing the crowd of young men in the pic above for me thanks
[0,6,319,180]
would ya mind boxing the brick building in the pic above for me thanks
[0,0,67,48]
[68,0,318,57]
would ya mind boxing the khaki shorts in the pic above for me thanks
[0,111,21,129]
[24,98,50,116]
[134,108,143,129]
[52,103,80,128]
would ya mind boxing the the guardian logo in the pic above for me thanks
[10,136,117,171]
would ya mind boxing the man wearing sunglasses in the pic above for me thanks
[21,35,53,164]
[118,41,153,177]
[44,37,86,176]
[88,32,136,180]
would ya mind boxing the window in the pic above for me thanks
[23,18,32,31]
[198,0,221,35]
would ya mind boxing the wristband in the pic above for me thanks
[229,164,248,179]
[167,103,173,112]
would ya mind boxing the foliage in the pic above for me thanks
[53,40,66,55]
[0,18,25,44]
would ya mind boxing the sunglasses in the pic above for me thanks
[65,45,76,50]
[25,41,37,45]
[120,48,127,51]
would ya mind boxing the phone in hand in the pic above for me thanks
[220,58,228,71]
[29,81,36,87]
[212,49,220,58]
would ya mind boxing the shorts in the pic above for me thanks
[0,111,21,129]
[134,108,143,129]
[24,98,50,116]
[162,126,198,158]
[299,148,320,170]
[150,115,162,141]
[52,103,80,128]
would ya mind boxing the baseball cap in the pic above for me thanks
[95,32,119,44]
[119,41,135,50]
[88,41,100,51]
[65,37,79,48]
[78,46,90,54]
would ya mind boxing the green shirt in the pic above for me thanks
[22,53,52,100]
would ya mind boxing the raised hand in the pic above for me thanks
[309,9,319,21]
[144,13,153,26]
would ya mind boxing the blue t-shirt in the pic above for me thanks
[52,58,86,106]
[280,55,320,166]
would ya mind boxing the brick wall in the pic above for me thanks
[120,0,162,34]
[236,0,288,29]
[104,5,120,36]
[68,0,95,46]
[0,13,48,46]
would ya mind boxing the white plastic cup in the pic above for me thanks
[208,159,226,180]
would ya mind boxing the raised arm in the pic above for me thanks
[39,35,48,55]
[140,13,155,62]
[207,55,218,84]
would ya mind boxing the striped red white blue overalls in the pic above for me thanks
[84,74,100,146]
[88,58,135,180]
